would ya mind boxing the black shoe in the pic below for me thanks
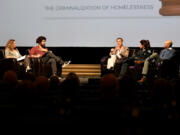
[109,67,114,70]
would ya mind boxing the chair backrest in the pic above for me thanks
[0,49,5,59]
[26,49,31,55]
[128,49,136,57]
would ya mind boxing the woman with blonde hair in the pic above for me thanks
[5,39,31,72]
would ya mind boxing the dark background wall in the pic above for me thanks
[1,47,179,64]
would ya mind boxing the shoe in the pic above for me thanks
[62,61,71,68]
[58,76,62,80]
[138,77,147,83]
[109,67,114,70]
[26,67,32,72]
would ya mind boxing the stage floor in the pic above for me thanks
[62,64,101,78]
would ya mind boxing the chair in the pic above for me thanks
[0,49,5,60]
[145,50,180,80]
[100,49,136,77]
[0,49,23,79]
[27,49,62,77]
[29,57,62,77]
[114,49,136,76]
[160,51,180,79]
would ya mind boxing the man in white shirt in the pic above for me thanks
[107,37,129,70]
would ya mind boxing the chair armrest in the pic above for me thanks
[134,60,144,65]
[0,58,17,63]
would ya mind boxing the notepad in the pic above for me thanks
[17,55,26,61]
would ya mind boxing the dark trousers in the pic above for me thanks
[41,51,64,76]
[42,51,64,64]
[119,57,135,77]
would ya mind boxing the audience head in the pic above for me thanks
[60,72,80,97]
[118,70,136,98]
[152,79,173,102]
[3,70,18,86]
[66,72,80,84]
[15,80,33,98]
[33,76,49,94]
[5,39,16,51]
[99,74,119,97]
[49,75,60,90]
[164,40,173,49]
[24,72,36,82]
[173,79,180,98]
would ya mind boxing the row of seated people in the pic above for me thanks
[0,36,71,79]
[0,70,179,123]
[101,38,180,82]
[0,36,179,81]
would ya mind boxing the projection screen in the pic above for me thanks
[0,0,180,47]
